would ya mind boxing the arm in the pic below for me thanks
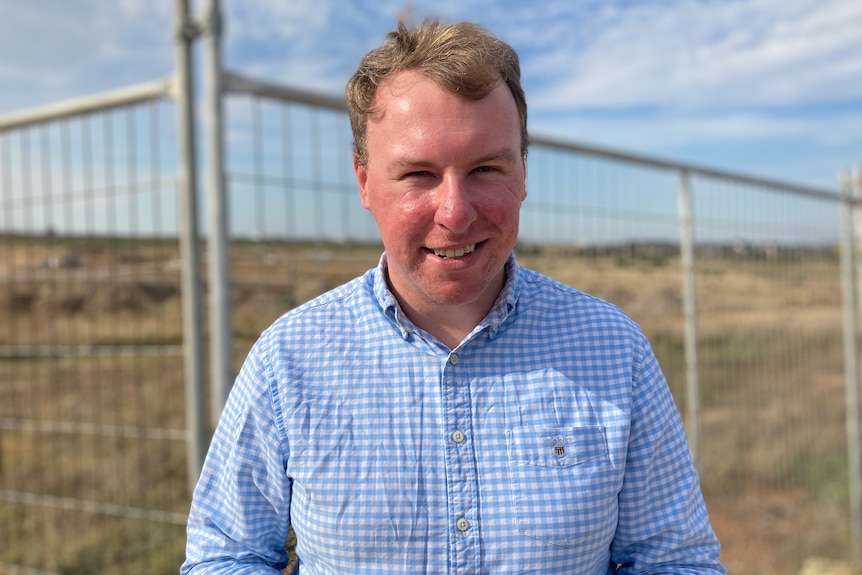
[181,340,292,574]
[611,334,724,575]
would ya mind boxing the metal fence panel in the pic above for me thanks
[0,101,190,574]
[0,5,858,572]
[220,89,856,573]
[689,176,847,572]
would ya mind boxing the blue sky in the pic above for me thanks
[0,0,860,192]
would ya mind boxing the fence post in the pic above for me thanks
[839,169,862,561]
[678,169,701,470]
[202,0,233,425]
[851,165,862,564]
[174,0,207,495]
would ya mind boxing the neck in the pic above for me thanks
[398,299,485,350]
[385,267,507,351]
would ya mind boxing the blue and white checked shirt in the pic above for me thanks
[183,255,724,575]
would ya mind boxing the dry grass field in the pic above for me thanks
[0,236,855,574]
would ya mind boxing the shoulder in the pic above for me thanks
[511,265,653,363]
[517,265,640,330]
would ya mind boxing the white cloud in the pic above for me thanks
[0,0,857,189]
[533,110,807,150]
[221,0,388,95]
[0,1,173,110]
[224,0,334,44]
[529,0,862,112]
[529,104,862,187]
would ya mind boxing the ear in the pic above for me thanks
[354,155,371,210]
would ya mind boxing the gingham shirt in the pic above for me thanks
[183,255,724,575]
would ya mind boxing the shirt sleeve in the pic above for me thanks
[181,337,292,575]
[610,332,725,575]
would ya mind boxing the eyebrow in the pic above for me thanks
[474,148,519,165]
[390,147,519,172]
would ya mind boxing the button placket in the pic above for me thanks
[441,350,480,570]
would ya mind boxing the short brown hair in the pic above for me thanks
[346,19,528,167]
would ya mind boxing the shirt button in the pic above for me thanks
[451,430,465,443]
[448,354,459,366]
[456,518,470,532]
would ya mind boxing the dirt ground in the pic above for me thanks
[1,239,856,574]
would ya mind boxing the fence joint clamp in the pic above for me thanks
[175,19,204,42]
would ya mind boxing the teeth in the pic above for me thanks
[432,244,476,258]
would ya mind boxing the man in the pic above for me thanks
[182,19,724,574]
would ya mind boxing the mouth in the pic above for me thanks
[429,243,477,259]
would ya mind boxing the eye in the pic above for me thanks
[403,170,431,179]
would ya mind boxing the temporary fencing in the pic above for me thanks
[0,1,860,573]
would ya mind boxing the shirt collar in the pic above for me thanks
[372,252,521,341]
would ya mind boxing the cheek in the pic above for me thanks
[377,195,429,228]
[371,202,420,247]
[482,194,522,228]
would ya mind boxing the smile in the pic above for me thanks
[430,244,477,259]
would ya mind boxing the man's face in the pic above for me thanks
[355,70,526,319]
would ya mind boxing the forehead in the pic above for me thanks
[367,71,520,161]
[372,69,514,116]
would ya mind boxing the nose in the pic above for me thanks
[433,174,477,233]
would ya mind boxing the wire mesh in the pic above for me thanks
[0,100,188,575]
[688,175,848,572]
[0,80,855,575]
[221,90,853,573]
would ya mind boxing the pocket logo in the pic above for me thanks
[543,435,574,457]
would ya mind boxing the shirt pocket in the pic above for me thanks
[505,425,619,549]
